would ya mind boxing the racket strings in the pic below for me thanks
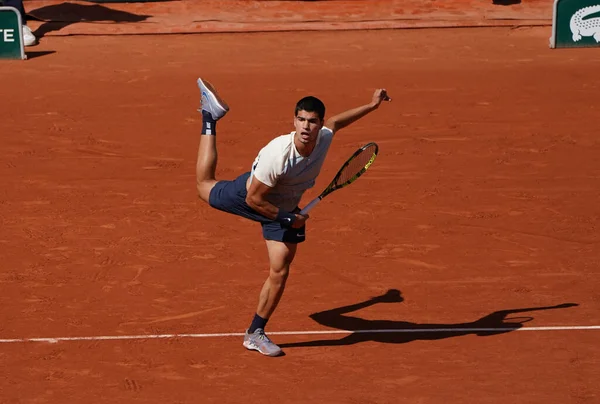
[335,145,378,186]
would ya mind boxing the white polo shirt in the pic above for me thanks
[250,127,334,212]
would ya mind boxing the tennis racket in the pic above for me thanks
[299,142,379,215]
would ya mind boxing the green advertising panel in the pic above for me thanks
[551,0,600,48]
[0,6,25,59]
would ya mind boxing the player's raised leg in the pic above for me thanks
[195,78,230,202]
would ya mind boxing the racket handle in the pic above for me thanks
[299,197,322,216]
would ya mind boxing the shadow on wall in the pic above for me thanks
[279,289,578,348]
[27,1,152,38]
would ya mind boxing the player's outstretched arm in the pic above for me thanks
[325,89,391,134]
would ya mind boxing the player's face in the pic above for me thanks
[294,110,323,145]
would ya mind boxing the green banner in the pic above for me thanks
[551,0,600,48]
[0,6,25,59]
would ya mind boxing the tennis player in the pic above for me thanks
[195,78,391,356]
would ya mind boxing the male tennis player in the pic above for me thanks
[195,78,391,356]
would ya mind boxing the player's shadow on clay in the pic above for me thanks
[27,2,152,39]
[278,289,578,349]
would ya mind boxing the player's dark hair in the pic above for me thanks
[295,96,325,120]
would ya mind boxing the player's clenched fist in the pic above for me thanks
[371,89,391,108]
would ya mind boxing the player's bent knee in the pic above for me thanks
[197,189,209,204]
[196,181,217,203]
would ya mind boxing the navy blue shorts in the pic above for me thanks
[208,172,306,244]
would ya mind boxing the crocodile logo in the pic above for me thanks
[570,5,600,42]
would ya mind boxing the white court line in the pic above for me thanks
[1,325,599,344]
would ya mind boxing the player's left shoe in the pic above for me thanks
[243,328,283,357]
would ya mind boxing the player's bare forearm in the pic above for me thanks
[326,103,378,133]
[326,88,391,133]
[246,193,279,220]
[246,194,307,229]
[246,175,308,228]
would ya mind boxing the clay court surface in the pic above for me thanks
[1,27,599,403]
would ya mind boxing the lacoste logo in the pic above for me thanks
[570,5,600,42]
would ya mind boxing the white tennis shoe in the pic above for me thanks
[197,78,229,121]
[243,328,283,357]
[22,25,37,47]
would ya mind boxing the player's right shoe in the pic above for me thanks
[197,78,229,121]
[22,25,37,47]
[243,328,283,357]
